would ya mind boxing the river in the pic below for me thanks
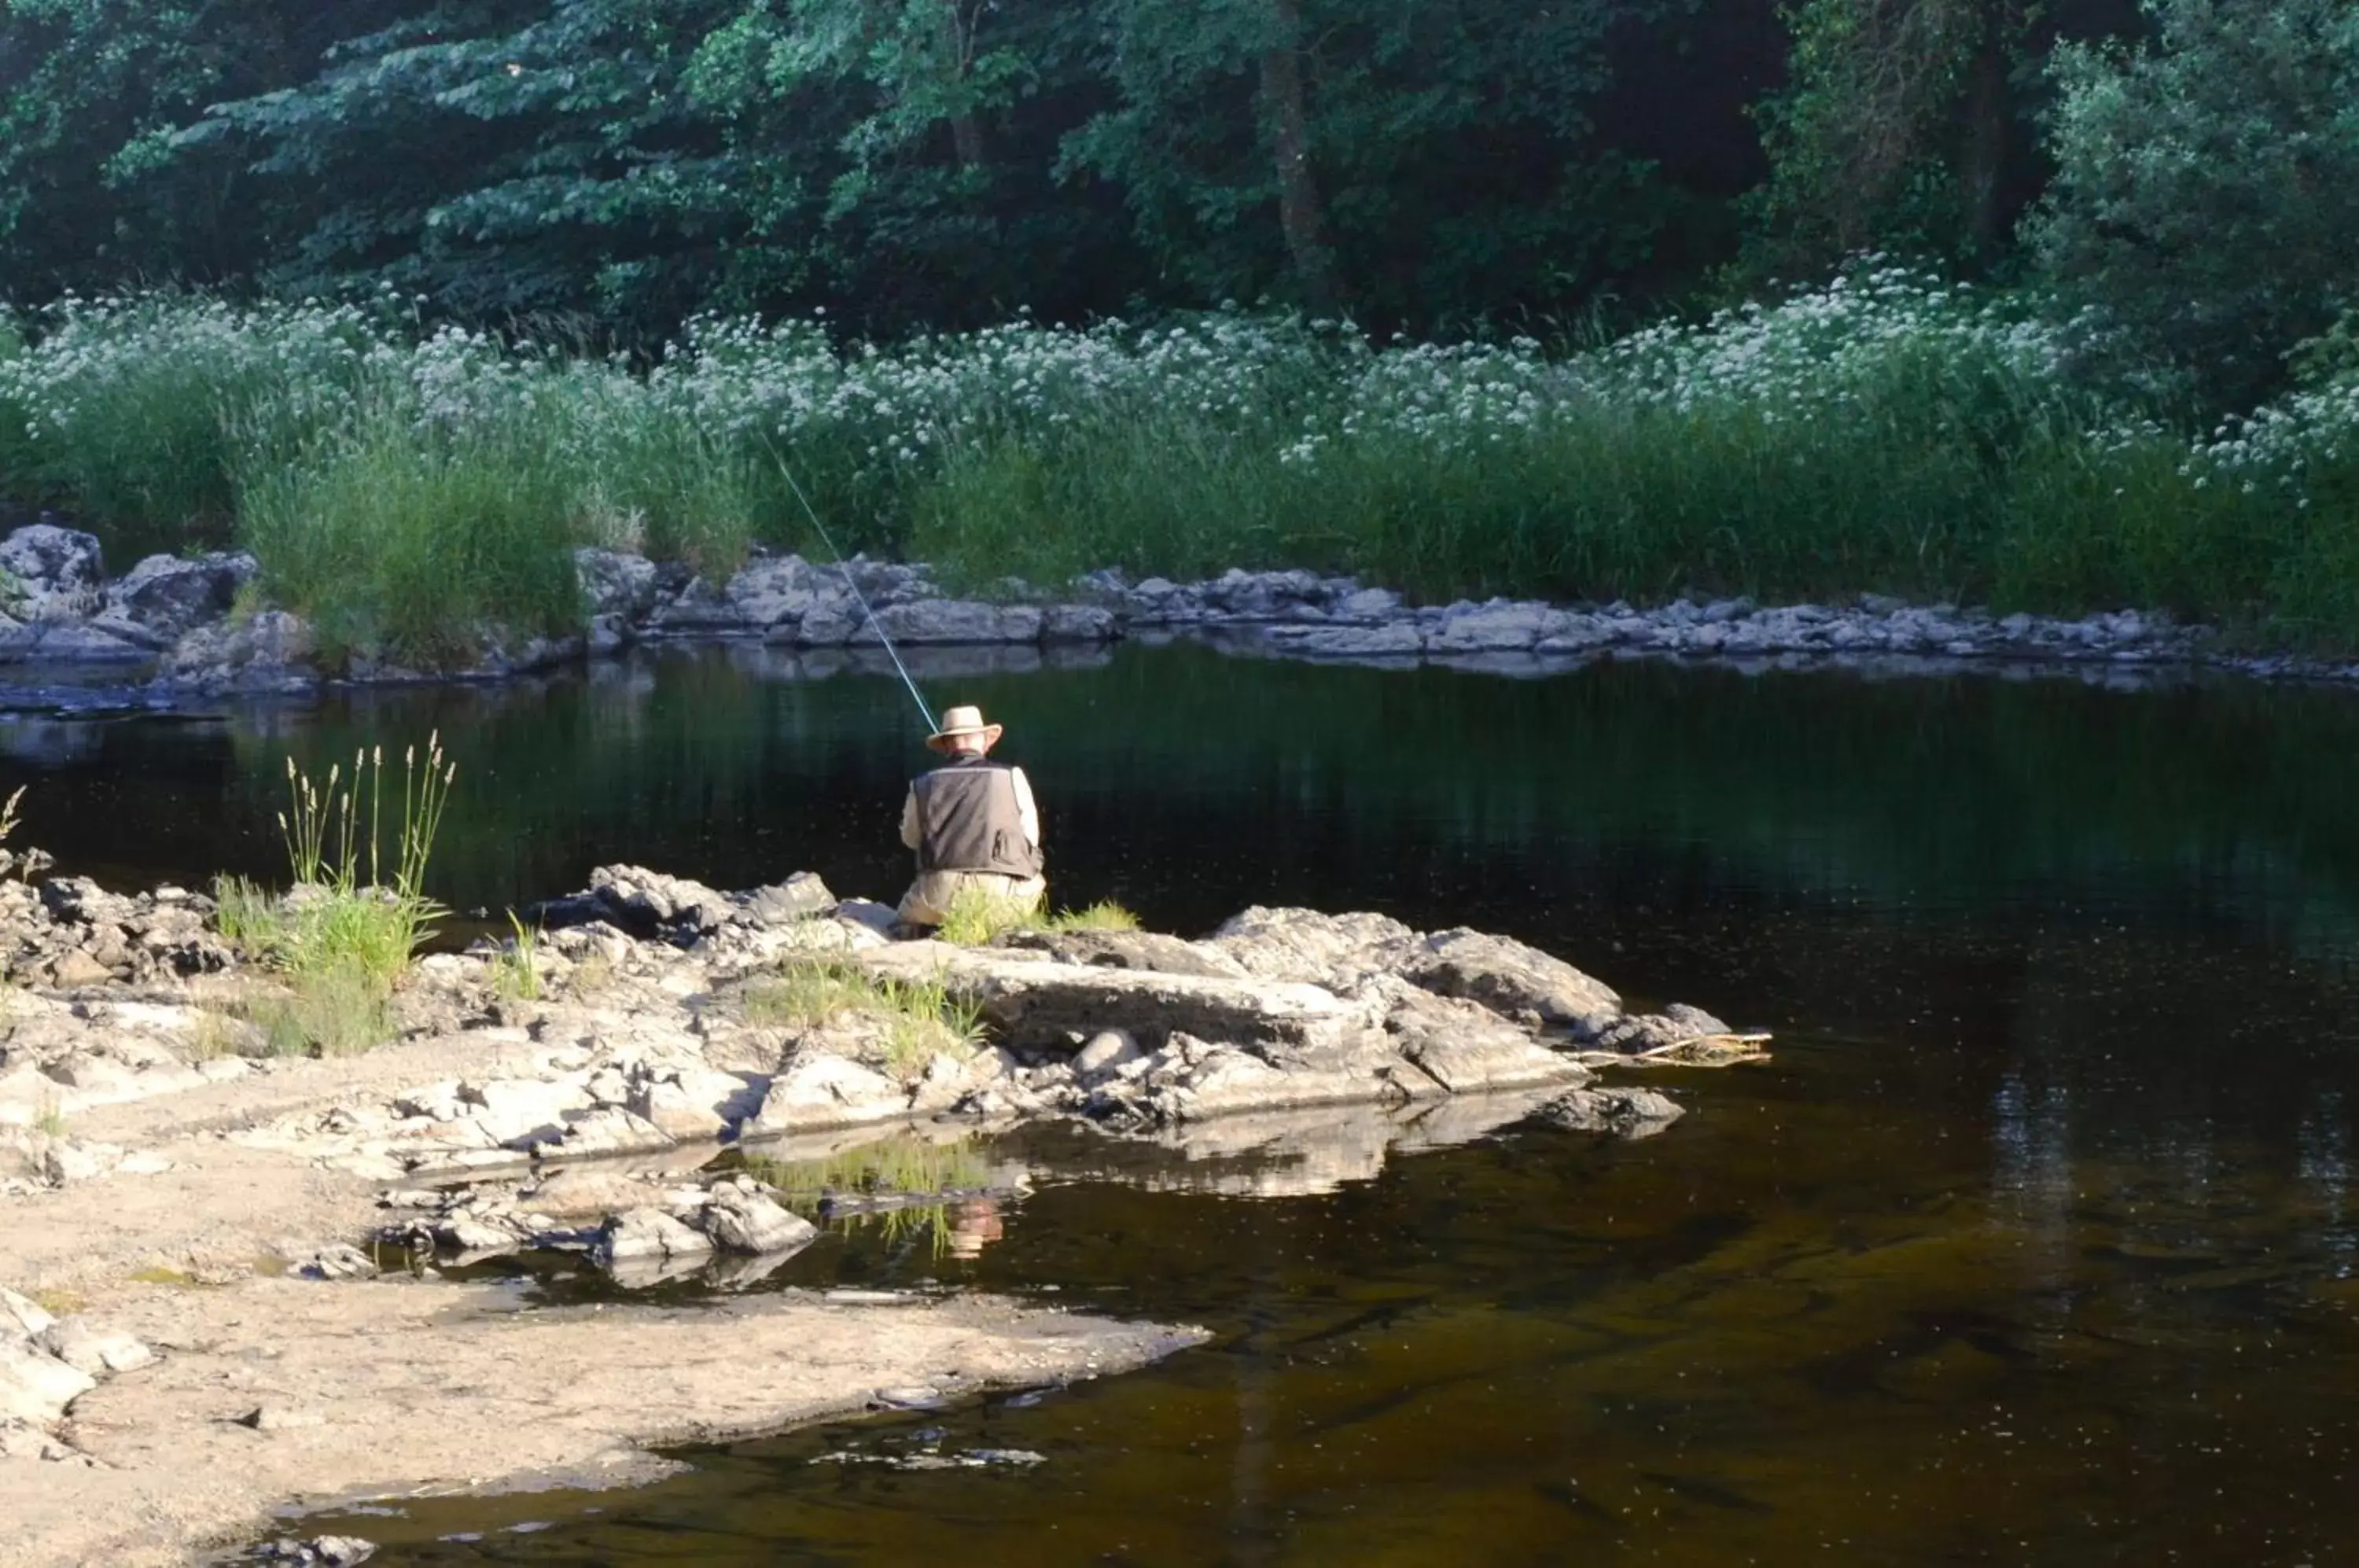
[9,641,2359,1563]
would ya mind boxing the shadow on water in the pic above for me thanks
[13,642,2359,1563]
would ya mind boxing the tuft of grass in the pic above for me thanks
[29,1287,85,1316]
[242,963,393,1058]
[32,1089,65,1139]
[185,1008,248,1061]
[934,883,1044,946]
[211,738,455,1058]
[745,959,988,1083]
[1033,900,1143,933]
[490,913,544,1003]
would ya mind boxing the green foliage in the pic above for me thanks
[244,962,395,1058]
[214,739,456,1057]
[240,412,587,668]
[933,882,1044,945]
[491,914,544,1003]
[1035,900,1144,933]
[744,958,988,1081]
[2029,0,2359,403]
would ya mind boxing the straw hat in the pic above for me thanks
[926,704,1003,753]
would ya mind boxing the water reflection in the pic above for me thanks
[11,643,2359,1562]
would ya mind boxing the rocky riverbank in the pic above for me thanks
[0,855,1746,1564]
[5,517,2354,700]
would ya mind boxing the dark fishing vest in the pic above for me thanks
[910,757,1043,878]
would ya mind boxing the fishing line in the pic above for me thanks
[767,455,938,734]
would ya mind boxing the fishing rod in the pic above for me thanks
[767,454,939,734]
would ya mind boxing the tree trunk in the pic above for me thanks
[1958,15,2010,256]
[1258,0,1336,310]
[938,0,985,171]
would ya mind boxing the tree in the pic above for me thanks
[0,0,362,297]
[1736,0,2139,282]
[1064,0,1662,323]
[2028,0,2359,403]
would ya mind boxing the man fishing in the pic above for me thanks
[897,705,1046,930]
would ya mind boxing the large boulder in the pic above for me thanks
[1380,987,1592,1095]
[1390,928,1621,1040]
[98,551,256,644]
[0,525,104,602]
[575,548,661,620]
[1207,907,1419,989]
[863,944,1380,1058]
[697,1180,819,1256]
[0,1334,94,1428]
[997,928,1249,980]
[743,1052,907,1135]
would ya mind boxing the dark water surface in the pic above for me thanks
[13,643,2359,1564]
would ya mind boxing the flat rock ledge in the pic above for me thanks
[0,518,2338,697]
[0,859,1740,1566]
[5,1275,1199,1568]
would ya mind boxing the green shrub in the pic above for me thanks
[239,413,585,668]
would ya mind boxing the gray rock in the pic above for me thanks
[0,525,103,598]
[460,1077,590,1148]
[1073,1029,1145,1082]
[742,872,836,927]
[1042,604,1120,642]
[1383,989,1590,1094]
[1538,1085,1685,1136]
[36,1317,154,1376]
[881,948,1379,1058]
[1264,623,1424,658]
[649,575,747,633]
[744,1053,907,1134]
[1208,907,1419,989]
[591,1207,714,1268]
[1393,928,1622,1040]
[535,1107,676,1158]
[996,928,1249,979]
[103,551,255,641]
[1426,603,1554,653]
[1334,587,1404,623]
[0,1334,95,1426]
[297,1243,381,1282]
[1117,1036,1391,1123]
[727,554,828,628]
[797,606,859,646]
[1592,1003,1732,1055]
[698,1183,819,1256]
[586,864,733,938]
[238,1403,326,1433]
[627,1068,759,1141]
[856,599,1048,645]
[16,622,149,663]
[0,1286,55,1338]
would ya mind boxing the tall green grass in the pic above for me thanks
[2,272,2357,653]
[212,737,457,1057]
[240,411,584,666]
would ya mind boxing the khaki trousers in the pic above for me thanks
[896,870,1047,928]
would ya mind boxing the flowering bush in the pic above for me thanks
[0,271,2356,653]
